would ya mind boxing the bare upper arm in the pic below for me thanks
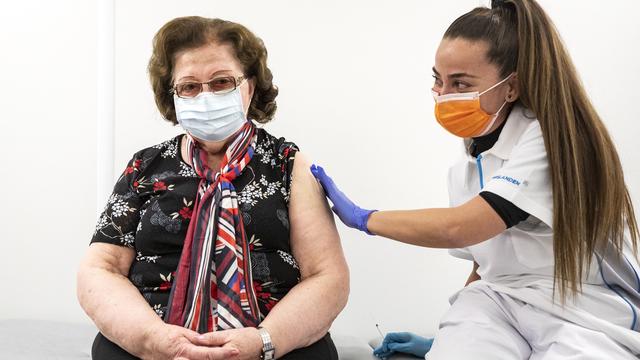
[80,243,136,277]
[288,152,348,280]
[449,195,507,248]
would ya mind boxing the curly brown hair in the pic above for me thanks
[148,16,278,124]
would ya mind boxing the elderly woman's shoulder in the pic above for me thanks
[256,128,299,161]
[125,135,183,171]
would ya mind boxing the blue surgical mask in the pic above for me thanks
[174,88,247,142]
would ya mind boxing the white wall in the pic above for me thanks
[0,0,97,323]
[1,0,638,342]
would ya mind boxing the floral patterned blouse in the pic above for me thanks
[91,128,301,320]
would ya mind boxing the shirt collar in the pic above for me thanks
[463,104,535,161]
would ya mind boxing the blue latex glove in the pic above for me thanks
[310,164,376,234]
[373,332,434,359]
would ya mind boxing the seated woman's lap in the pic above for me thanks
[92,333,138,360]
[278,333,338,360]
[92,332,338,360]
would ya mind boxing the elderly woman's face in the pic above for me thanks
[172,41,255,116]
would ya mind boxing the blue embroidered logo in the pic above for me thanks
[492,175,521,186]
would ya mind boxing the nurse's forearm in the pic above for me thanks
[367,208,459,248]
[366,196,506,248]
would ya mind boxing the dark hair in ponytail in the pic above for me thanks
[445,1,518,78]
[445,0,639,301]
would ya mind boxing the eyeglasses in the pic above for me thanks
[170,75,246,99]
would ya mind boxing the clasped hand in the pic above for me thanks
[148,324,262,360]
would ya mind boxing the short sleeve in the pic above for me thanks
[276,138,299,204]
[479,191,529,228]
[448,248,474,261]
[91,155,144,248]
[482,122,553,227]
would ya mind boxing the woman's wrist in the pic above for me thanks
[139,320,166,358]
[362,209,378,235]
[257,320,287,359]
[250,327,266,358]
[256,326,277,359]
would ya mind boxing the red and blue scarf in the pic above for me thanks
[166,122,260,332]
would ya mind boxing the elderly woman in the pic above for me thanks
[77,16,348,360]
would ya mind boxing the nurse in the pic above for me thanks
[312,0,640,358]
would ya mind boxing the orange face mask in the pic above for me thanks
[433,76,511,138]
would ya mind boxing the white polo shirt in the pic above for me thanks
[447,104,601,285]
[446,105,640,344]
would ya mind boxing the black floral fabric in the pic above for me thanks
[92,128,301,319]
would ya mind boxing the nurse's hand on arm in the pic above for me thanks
[309,164,376,233]
[373,332,434,359]
[311,165,506,249]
